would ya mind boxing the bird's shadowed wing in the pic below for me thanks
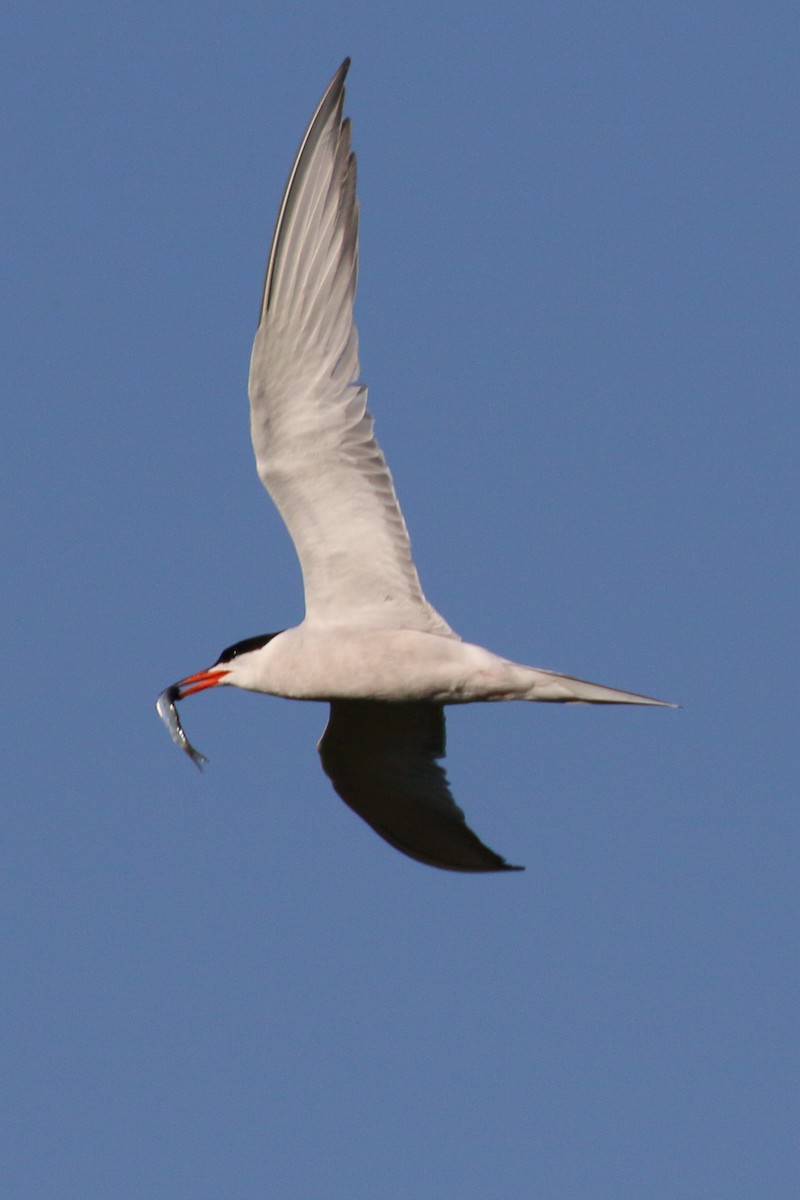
[249,60,453,636]
[318,701,523,872]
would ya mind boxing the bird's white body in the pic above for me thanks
[158,60,672,873]
[224,625,663,707]
[225,627,480,702]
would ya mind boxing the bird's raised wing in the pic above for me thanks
[249,60,452,635]
[318,700,523,872]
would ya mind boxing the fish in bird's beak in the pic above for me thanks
[155,667,230,769]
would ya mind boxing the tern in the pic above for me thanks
[157,59,672,873]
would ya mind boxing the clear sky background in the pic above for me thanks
[3,4,797,1198]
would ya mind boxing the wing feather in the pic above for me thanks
[249,61,453,634]
[318,701,523,873]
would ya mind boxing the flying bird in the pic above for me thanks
[157,59,672,873]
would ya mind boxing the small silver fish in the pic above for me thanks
[156,685,208,771]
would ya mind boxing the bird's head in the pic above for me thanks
[173,632,282,696]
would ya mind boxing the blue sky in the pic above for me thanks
[3,4,797,1197]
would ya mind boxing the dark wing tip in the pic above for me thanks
[458,845,524,874]
[363,820,524,874]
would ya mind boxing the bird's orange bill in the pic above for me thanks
[175,668,231,698]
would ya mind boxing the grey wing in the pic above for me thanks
[249,60,453,635]
[318,701,523,873]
